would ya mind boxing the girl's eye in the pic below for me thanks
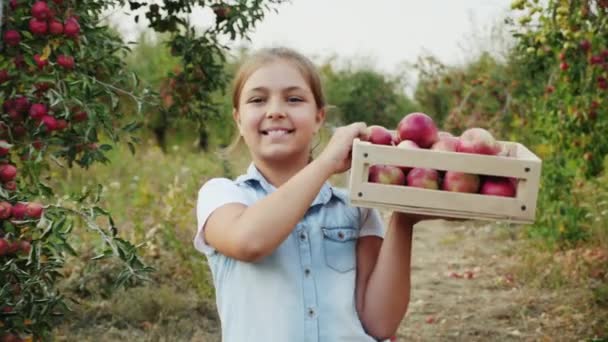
[287,96,303,103]
[248,97,265,103]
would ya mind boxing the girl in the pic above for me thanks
[194,47,426,342]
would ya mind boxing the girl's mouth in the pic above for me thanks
[260,129,295,136]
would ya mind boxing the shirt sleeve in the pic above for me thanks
[358,207,385,238]
[194,178,250,255]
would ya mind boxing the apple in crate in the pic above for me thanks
[396,112,438,148]
[396,139,419,173]
[407,168,440,189]
[457,128,501,155]
[368,165,406,185]
[438,131,454,138]
[431,135,460,152]
[442,171,480,193]
[480,177,516,197]
[364,125,393,145]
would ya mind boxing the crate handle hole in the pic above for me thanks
[358,192,363,197]
[525,167,530,172]
[363,153,368,158]
[521,205,527,211]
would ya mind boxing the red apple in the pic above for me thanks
[72,110,88,122]
[397,112,438,148]
[7,240,20,254]
[41,115,58,131]
[19,240,31,254]
[438,131,454,139]
[4,181,17,192]
[364,125,393,145]
[3,30,21,46]
[64,17,81,38]
[14,54,26,69]
[31,1,50,20]
[0,164,17,182]
[56,119,68,130]
[560,62,569,71]
[0,201,12,219]
[579,39,591,52]
[397,140,419,149]
[591,55,603,65]
[14,96,30,113]
[49,19,64,35]
[11,203,27,220]
[407,168,439,189]
[457,128,501,155]
[0,70,9,84]
[431,136,460,152]
[29,103,48,119]
[0,238,9,256]
[0,140,10,156]
[442,171,480,193]
[25,202,44,218]
[34,54,49,69]
[29,18,48,36]
[57,55,75,69]
[368,165,406,185]
[598,77,607,90]
[480,177,516,197]
[397,140,419,173]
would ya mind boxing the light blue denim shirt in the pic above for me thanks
[194,163,387,342]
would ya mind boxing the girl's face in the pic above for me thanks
[234,59,325,165]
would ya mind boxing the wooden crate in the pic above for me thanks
[347,138,542,224]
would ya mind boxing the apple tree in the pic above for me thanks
[1,0,286,340]
[123,0,287,151]
[509,0,608,244]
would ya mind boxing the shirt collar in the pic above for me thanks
[237,162,334,207]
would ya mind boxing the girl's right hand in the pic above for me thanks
[317,122,368,175]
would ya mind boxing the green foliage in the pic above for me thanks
[510,0,608,245]
[321,63,417,128]
[413,52,521,135]
[118,0,288,149]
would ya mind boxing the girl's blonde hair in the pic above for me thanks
[222,47,327,156]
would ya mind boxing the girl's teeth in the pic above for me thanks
[268,130,287,137]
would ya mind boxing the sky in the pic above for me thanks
[109,0,515,92]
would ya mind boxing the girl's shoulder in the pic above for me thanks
[198,177,250,200]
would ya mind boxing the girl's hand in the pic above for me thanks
[317,122,368,175]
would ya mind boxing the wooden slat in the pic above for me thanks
[354,139,540,179]
[356,182,528,217]
[350,199,533,224]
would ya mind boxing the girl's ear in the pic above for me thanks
[233,108,243,136]
[315,108,326,134]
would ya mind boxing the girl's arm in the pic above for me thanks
[204,122,367,262]
[355,212,417,340]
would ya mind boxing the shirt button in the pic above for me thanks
[304,268,311,276]
[308,308,315,317]
[299,233,306,241]
[338,231,345,239]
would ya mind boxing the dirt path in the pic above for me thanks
[393,216,533,341]
[56,216,564,342]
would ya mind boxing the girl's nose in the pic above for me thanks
[266,111,286,119]
[265,101,286,119]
